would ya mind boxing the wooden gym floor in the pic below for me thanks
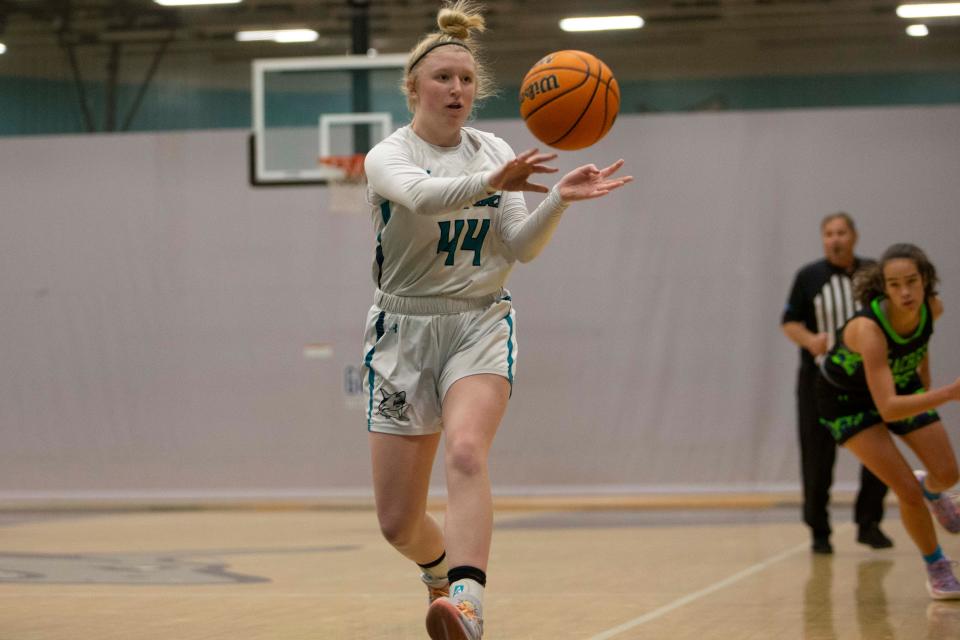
[2,496,960,639]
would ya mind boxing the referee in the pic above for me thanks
[781,212,891,554]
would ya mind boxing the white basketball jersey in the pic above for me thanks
[364,125,552,299]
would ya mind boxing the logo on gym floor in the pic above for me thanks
[0,552,267,584]
[378,389,410,421]
[0,545,358,584]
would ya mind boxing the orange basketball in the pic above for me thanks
[519,50,620,151]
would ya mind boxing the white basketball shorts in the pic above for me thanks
[361,289,517,436]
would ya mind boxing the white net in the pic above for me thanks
[328,180,367,216]
[319,154,367,215]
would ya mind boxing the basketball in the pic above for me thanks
[519,50,620,151]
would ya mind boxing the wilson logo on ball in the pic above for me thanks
[520,75,560,105]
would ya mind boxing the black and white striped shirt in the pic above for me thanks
[782,257,873,369]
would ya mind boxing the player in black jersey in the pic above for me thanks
[817,243,960,599]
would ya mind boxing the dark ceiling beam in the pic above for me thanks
[54,0,98,132]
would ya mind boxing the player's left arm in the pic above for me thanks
[555,159,632,201]
[483,137,565,263]
[494,189,568,263]
[493,161,632,263]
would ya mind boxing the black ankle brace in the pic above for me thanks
[448,565,486,586]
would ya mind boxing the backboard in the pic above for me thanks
[250,53,408,186]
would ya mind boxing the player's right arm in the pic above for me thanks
[846,317,960,422]
[365,142,558,217]
[364,141,493,216]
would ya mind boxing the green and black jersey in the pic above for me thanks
[820,296,933,393]
[817,297,938,444]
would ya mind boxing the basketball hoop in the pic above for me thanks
[319,153,367,215]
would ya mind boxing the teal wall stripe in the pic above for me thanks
[0,75,249,135]
[3,70,960,136]
[480,71,960,118]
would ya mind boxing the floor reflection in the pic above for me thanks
[926,600,960,639]
[854,559,894,640]
[804,555,960,640]
[804,554,837,640]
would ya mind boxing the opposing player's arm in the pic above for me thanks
[364,143,492,216]
[930,295,943,320]
[919,352,932,390]
[847,317,960,421]
[918,297,944,389]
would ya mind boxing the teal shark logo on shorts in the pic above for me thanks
[378,389,410,421]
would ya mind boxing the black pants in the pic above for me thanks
[797,365,888,538]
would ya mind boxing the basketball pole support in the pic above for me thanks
[348,0,371,154]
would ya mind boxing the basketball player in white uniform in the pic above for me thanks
[361,3,631,638]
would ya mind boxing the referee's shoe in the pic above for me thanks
[857,522,894,549]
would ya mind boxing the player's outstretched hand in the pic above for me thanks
[557,159,633,202]
[488,148,559,193]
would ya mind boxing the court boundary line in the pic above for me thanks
[0,491,872,513]
[584,527,846,640]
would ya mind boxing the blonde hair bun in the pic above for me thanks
[438,1,486,41]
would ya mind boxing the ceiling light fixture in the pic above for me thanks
[273,29,319,43]
[0,43,6,55]
[906,24,930,36]
[154,0,242,7]
[559,15,644,32]
[236,29,319,43]
[896,3,960,18]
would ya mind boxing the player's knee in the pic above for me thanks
[445,438,487,477]
[946,467,959,489]
[930,465,960,490]
[377,512,417,548]
[895,481,925,509]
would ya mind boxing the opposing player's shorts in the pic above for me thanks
[816,374,940,445]
[361,289,517,436]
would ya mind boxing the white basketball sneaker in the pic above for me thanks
[425,595,483,640]
[422,573,450,604]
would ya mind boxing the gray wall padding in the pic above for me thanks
[1,106,958,499]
